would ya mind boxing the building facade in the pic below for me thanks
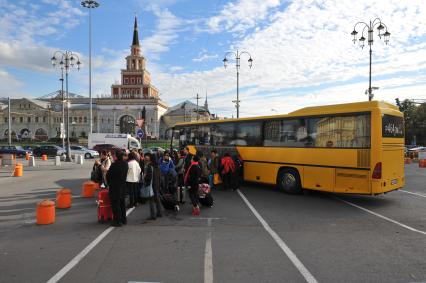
[0,17,168,141]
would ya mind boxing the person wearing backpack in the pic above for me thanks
[221,152,236,191]
[159,151,175,192]
[185,155,202,216]
[208,149,220,189]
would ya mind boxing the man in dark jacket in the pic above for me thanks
[106,150,128,227]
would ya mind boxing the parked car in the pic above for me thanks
[33,145,65,157]
[0,146,32,157]
[149,147,165,156]
[70,145,99,159]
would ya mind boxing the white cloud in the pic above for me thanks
[150,0,426,117]
[141,8,183,59]
[0,69,27,98]
[207,0,281,34]
[192,52,218,62]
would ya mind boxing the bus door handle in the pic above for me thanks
[315,184,321,188]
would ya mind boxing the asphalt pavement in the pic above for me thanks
[0,159,425,283]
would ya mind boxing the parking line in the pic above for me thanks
[204,218,213,283]
[237,189,318,283]
[335,196,426,236]
[46,207,136,283]
[399,190,426,198]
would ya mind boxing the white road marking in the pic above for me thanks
[237,189,318,283]
[400,190,426,198]
[204,218,213,283]
[46,207,136,283]
[335,196,426,236]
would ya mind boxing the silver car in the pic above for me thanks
[70,145,99,159]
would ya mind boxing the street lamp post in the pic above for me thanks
[81,0,100,135]
[223,50,253,118]
[59,67,65,150]
[51,51,81,162]
[351,18,390,101]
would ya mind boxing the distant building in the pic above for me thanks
[159,98,210,139]
[0,17,167,141]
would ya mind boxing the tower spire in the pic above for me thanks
[132,16,139,46]
[204,91,209,111]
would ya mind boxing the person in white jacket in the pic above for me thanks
[126,151,142,208]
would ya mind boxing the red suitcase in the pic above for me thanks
[97,189,113,223]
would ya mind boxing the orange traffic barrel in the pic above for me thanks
[13,163,23,177]
[81,181,97,198]
[56,189,72,209]
[419,159,426,168]
[41,154,48,161]
[25,153,30,160]
[36,200,55,225]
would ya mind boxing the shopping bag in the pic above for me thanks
[213,173,222,185]
[140,182,154,198]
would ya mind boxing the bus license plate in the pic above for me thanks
[391,179,398,185]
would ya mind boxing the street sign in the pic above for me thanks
[137,128,144,138]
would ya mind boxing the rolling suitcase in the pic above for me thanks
[199,193,214,207]
[97,189,113,223]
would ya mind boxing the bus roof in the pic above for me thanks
[175,100,400,127]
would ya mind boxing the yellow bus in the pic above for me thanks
[172,101,404,195]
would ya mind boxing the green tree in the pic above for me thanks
[396,99,426,145]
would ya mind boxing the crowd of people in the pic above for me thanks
[91,146,242,227]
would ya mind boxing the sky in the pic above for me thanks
[0,0,425,117]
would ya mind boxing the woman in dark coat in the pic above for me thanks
[144,153,162,220]
[185,155,202,216]
[106,150,128,227]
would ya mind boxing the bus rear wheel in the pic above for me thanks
[278,168,302,194]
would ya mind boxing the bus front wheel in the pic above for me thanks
[277,168,302,194]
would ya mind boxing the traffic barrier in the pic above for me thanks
[36,200,55,225]
[25,153,30,160]
[13,163,23,177]
[404,158,412,164]
[54,156,61,166]
[56,189,72,209]
[28,156,36,167]
[419,159,426,168]
[76,154,84,165]
[41,154,48,161]
[81,181,97,197]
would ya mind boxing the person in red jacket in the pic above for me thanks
[221,152,236,190]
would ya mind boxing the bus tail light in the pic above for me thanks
[372,162,382,179]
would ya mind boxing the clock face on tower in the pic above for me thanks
[53,104,62,112]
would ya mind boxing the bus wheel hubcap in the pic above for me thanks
[283,173,296,189]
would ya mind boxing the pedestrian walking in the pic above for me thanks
[144,153,162,220]
[106,150,128,227]
[184,155,202,216]
[99,151,112,186]
[159,151,175,192]
[174,150,185,203]
[198,152,210,183]
[183,146,193,173]
[221,152,236,190]
[208,149,220,189]
[126,152,141,208]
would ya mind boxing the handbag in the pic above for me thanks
[213,173,222,185]
[140,180,154,198]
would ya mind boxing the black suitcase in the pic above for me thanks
[160,193,178,210]
[199,193,214,207]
